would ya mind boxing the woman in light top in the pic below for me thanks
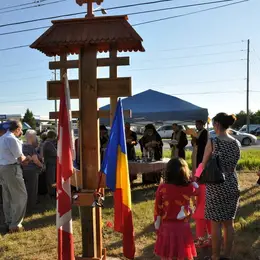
[22,130,43,211]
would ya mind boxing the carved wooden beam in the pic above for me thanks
[49,109,132,120]
[48,57,129,70]
[47,78,132,100]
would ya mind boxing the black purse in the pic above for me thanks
[198,138,225,184]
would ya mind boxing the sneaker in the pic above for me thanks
[195,237,206,248]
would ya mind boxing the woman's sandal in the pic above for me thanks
[8,226,25,234]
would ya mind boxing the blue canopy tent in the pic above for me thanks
[100,89,208,125]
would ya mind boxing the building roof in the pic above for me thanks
[30,15,144,56]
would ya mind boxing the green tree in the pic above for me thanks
[23,109,36,129]
[233,110,260,130]
[233,111,247,129]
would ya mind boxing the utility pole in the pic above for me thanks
[54,56,57,129]
[246,39,250,133]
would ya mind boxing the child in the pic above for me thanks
[154,158,198,260]
[193,163,211,248]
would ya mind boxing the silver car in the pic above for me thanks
[209,129,257,146]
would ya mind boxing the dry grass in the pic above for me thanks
[0,172,260,260]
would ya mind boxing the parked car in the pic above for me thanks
[239,124,260,134]
[250,127,260,136]
[209,129,257,146]
[157,125,173,139]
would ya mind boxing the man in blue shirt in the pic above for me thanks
[0,120,30,233]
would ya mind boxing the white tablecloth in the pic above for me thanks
[128,158,170,175]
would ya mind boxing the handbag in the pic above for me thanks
[198,138,225,184]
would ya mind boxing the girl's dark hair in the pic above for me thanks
[164,158,191,186]
[213,112,236,130]
[9,120,22,132]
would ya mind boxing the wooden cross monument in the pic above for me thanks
[30,0,144,259]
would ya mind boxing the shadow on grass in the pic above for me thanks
[104,185,158,209]
[107,223,155,257]
[233,186,260,260]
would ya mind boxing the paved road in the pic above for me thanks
[136,140,260,152]
[161,140,260,151]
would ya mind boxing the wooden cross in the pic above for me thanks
[48,55,132,121]
[76,0,104,18]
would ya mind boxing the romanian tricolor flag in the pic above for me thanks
[101,99,135,259]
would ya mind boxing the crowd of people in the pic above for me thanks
[0,120,57,232]
[0,114,259,260]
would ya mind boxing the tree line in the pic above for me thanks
[233,110,260,130]
[21,108,260,131]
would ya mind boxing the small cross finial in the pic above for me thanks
[76,0,104,18]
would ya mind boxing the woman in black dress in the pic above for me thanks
[43,130,57,198]
[171,124,188,159]
[195,120,208,167]
[202,113,240,260]
[125,122,137,161]
[139,124,163,184]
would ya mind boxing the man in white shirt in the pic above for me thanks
[0,120,30,233]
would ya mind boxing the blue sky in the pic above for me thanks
[0,0,259,119]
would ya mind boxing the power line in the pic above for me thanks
[0,3,248,52]
[0,75,51,84]
[2,89,259,105]
[0,0,244,28]
[0,0,246,38]
[0,98,47,104]
[150,78,245,88]
[0,0,241,37]
[0,0,67,15]
[130,59,246,71]
[140,50,245,62]
[127,0,238,16]
[159,41,245,52]
[0,0,57,11]
[0,45,30,51]
[2,50,245,71]
[133,0,248,26]
[0,26,50,36]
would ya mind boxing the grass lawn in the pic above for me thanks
[0,172,260,260]
[136,149,260,171]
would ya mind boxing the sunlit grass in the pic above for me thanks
[0,172,259,260]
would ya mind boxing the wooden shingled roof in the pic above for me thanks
[30,15,144,56]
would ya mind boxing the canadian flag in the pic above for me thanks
[56,74,75,260]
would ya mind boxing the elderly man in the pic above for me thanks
[0,120,30,233]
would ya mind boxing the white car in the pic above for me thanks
[157,125,173,139]
[209,129,257,146]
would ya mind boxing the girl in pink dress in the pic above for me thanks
[154,158,198,260]
[193,164,212,248]
[193,164,211,248]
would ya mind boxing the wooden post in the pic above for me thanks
[109,49,118,124]
[79,46,101,258]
